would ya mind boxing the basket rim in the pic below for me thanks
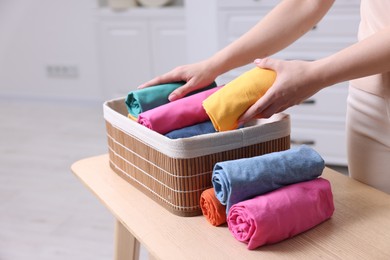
[103,97,291,159]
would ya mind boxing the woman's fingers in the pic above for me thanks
[168,80,195,101]
[138,61,218,101]
[238,89,278,123]
[138,70,182,89]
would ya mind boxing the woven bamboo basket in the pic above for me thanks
[103,98,291,217]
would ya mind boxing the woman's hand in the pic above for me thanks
[238,58,326,123]
[138,59,220,101]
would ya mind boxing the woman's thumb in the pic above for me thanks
[254,58,276,70]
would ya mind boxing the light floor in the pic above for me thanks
[1,98,123,260]
[0,98,348,260]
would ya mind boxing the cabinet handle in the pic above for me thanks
[301,99,316,105]
[291,139,315,146]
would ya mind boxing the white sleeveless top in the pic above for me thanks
[350,0,390,98]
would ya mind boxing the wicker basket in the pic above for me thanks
[103,98,291,217]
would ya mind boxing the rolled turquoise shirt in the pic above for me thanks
[125,81,217,118]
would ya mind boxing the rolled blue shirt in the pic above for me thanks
[212,145,325,213]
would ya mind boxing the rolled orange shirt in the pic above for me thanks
[200,188,227,226]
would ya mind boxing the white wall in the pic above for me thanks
[184,0,218,63]
[0,0,102,102]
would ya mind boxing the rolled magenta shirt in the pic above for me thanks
[138,86,223,134]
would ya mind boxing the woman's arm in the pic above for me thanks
[238,25,390,122]
[209,0,335,76]
[314,26,390,85]
[139,0,334,101]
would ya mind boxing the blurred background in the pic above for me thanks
[0,0,354,259]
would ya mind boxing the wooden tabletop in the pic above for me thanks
[71,154,390,260]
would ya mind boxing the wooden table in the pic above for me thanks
[71,154,390,260]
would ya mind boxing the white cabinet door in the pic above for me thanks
[99,20,152,98]
[98,9,186,99]
[149,19,187,77]
[290,122,348,166]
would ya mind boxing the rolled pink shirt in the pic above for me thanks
[227,178,334,250]
[138,86,223,134]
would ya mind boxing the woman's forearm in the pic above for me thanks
[208,0,334,76]
[313,26,390,87]
[237,25,390,121]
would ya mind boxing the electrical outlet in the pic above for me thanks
[46,65,79,79]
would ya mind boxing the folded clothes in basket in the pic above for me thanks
[212,145,325,213]
[200,188,227,226]
[203,67,276,131]
[138,86,223,134]
[125,81,217,119]
[165,121,216,139]
[227,178,334,249]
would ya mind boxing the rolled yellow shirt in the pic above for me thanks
[202,67,276,131]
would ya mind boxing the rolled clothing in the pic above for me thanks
[125,81,217,118]
[212,145,325,213]
[165,121,216,139]
[200,188,227,226]
[127,113,138,121]
[203,67,276,131]
[138,86,223,134]
[227,178,335,249]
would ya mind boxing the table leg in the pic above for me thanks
[114,220,140,260]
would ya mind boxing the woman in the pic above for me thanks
[138,0,390,193]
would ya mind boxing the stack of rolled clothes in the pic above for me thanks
[199,145,334,249]
[124,81,220,138]
[125,67,277,138]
